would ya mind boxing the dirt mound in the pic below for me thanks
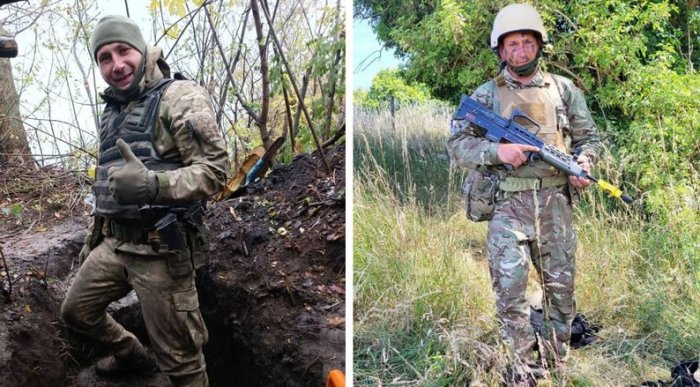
[0,162,88,387]
[0,145,345,386]
[202,145,346,386]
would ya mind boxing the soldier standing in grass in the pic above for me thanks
[447,3,602,382]
[61,15,228,387]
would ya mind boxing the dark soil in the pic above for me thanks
[0,145,345,387]
[201,145,346,386]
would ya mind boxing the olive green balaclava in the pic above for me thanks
[509,50,541,77]
[91,15,147,100]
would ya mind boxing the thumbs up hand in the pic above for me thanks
[108,139,158,204]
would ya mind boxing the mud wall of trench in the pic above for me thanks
[1,147,346,387]
[0,228,344,387]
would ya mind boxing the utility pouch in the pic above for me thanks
[156,213,193,278]
[187,224,210,270]
[463,169,499,222]
[165,249,193,278]
[88,216,105,248]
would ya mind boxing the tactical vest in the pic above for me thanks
[94,79,183,220]
[494,72,569,179]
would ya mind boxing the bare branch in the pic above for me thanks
[546,61,590,93]
[10,117,97,159]
[161,1,209,60]
[258,0,331,173]
[204,4,262,125]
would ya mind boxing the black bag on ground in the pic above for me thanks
[529,307,599,349]
[634,359,699,387]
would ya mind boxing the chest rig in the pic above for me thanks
[495,72,569,179]
[94,79,183,220]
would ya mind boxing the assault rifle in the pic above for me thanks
[453,94,633,204]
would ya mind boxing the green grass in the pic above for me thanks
[353,105,700,386]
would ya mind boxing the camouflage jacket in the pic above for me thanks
[92,45,229,255]
[447,68,602,173]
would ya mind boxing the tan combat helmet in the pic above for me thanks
[490,3,548,50]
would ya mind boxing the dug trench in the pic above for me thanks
[0,145,345,387]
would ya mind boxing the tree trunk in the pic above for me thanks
[251,0,271,150]
[0,25,31,165]
[322,0,343,141]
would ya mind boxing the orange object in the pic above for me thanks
[326,369,345,387]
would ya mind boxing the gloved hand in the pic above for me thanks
[108,139,158,204]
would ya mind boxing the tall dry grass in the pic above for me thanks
[353,105,699,386]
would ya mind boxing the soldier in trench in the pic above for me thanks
[448,3,602,384]
[61,15,228,387]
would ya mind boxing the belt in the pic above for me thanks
[499,175,568,192]
[107,206,204,246]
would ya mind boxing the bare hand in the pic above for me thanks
[569,160,591,189]
[497,143,540,168]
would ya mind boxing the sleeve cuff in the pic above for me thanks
[152,172,171,203]
[487,143,501,165]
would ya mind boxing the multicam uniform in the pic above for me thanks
[61,45,228,387]
[447,68,602,370]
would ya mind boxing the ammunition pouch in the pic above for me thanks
[109,220,150,244]
[155,213,187,251]
[462,169,499,222]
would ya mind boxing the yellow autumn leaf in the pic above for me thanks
[25,305,32,313]
[192,0,205,6]
[88,165,96,179]
[175,2,186,17]
[35,226,47,232]
[168,0,186,17]
[149,0,160,12]
[165,24,180,40]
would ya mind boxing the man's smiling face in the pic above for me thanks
[96,42,142,91]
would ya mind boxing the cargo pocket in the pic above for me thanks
[166,249,193,279]
[187,224,210,270]
[172,287,209,349]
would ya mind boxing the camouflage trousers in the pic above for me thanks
[486,186,577,369]
[61,237,209,387]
